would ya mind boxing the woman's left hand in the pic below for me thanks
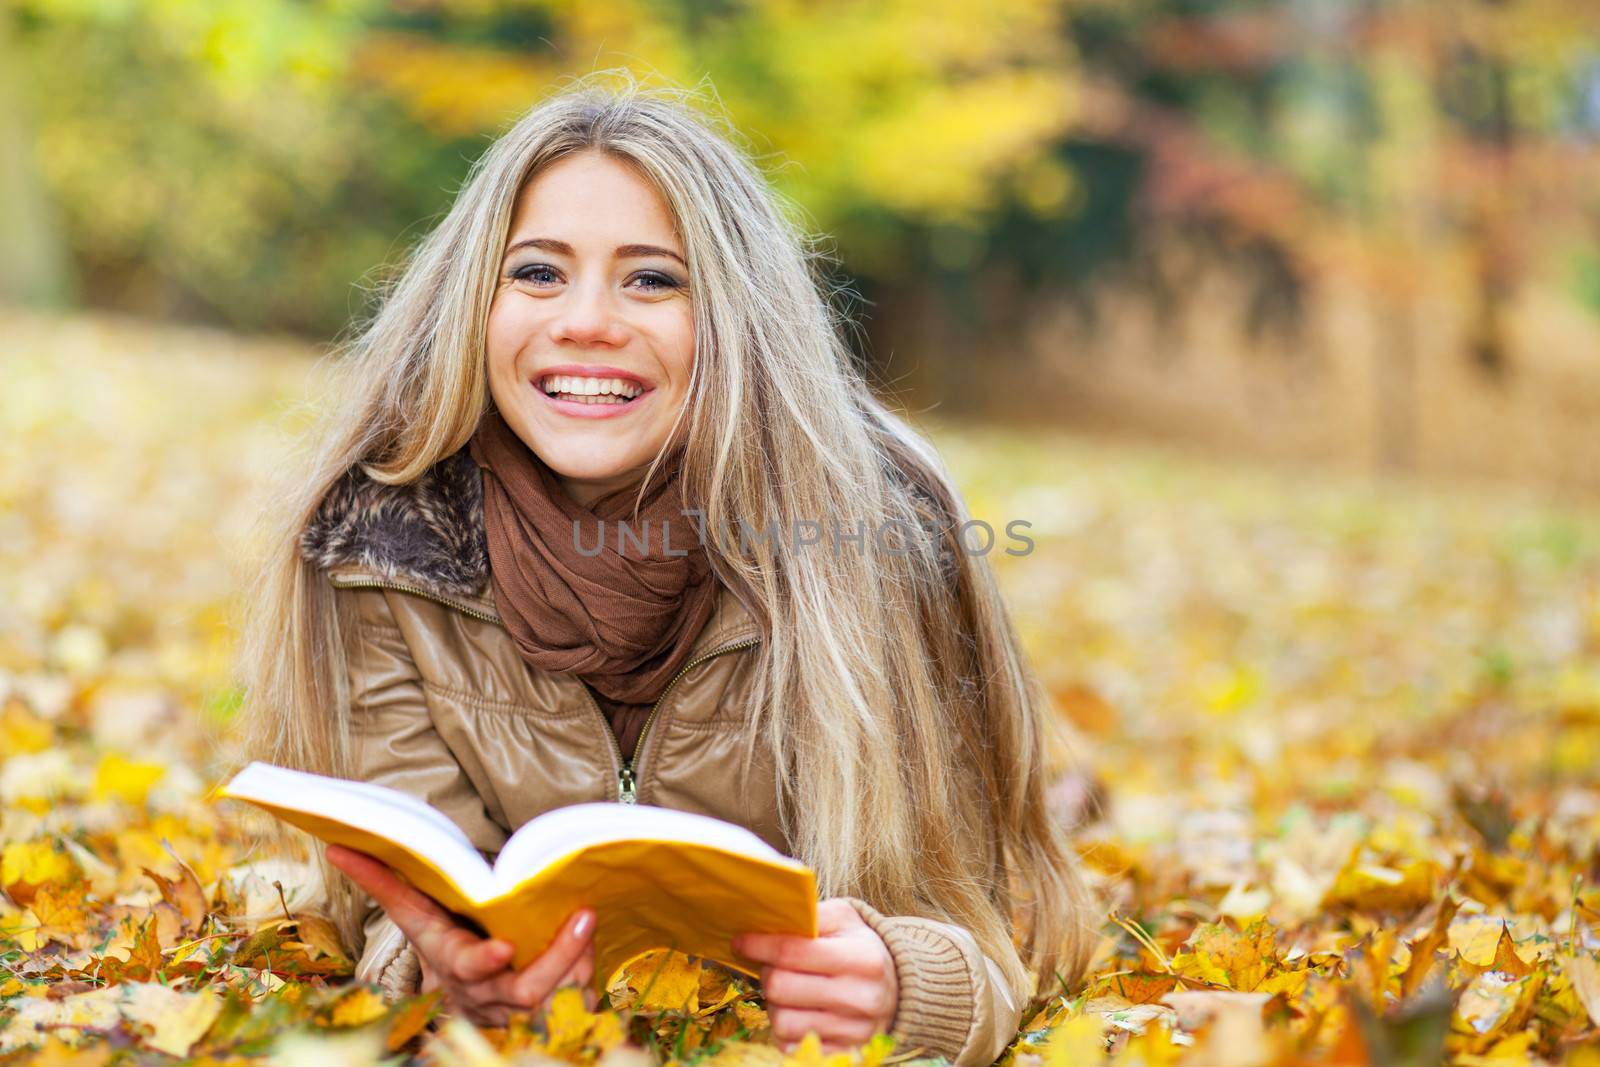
[732,898,898,1054]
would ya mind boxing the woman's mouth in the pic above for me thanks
[533,372,651,417]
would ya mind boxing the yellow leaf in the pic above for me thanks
[546,986,594,1055]
[3,985,121,1043]
[12,909,42,953]
[1044,1014,1106,1066]
[732,998,769,1032]
[1116,1025,1183,1067]
[1451,917,1531,976]
[1198,663,1260,716]
[1451,915,1510,967]
[780,1031,854,1067]
[324,987,389,1028]
[695,964,744,1017]
[287,914,354,972]
[1401,896,1460,998]
[384,992,442,1052]
[856,1032,896,1067]
[1173,921,1276,991]
[588,1007,626,1052]
[25,883,92,950]
[1563,954,1600,1028]
[1324,860,1435,913]
[1257,970,1308,999]
[1484,927,1533,978]
[1566,1045,1600,1067]
[639,951,703,1012]
[91,752,166,806]
[119,983,223,1057]
[1,839,79,906]
[0,703,53,755]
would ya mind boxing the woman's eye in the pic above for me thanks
[508,264,679,292]
[511,264,560,285]
[631,271,680,293]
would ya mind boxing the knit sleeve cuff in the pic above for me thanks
[841,896,976,1062]
[355,913,423,1003]
[377,943,423,1003]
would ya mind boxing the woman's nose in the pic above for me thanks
[550,277,629,347]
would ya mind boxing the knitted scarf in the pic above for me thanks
[466,409,719,733]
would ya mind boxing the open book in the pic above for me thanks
[216,762,817,989]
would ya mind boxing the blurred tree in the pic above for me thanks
[0,9,74,308]
[1042,0,1600,463]
[12,0,1084,336]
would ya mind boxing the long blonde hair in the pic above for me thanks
[236,69,1096,1004]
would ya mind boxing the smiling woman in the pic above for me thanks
[234,70,1096,1065]
[486,152,693,506]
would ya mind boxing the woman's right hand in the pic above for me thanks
[328,844,596,1025]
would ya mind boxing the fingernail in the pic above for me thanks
[573,910,593,938]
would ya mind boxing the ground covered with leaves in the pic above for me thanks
[2,310,1599,1065]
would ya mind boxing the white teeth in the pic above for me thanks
[540,374,643,399]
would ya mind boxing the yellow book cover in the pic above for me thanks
[215,762,818,990]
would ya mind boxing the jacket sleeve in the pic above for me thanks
[839,897,1027,1067]
[337,582,511,1000]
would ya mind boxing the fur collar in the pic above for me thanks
[299,447,765,644]
[299,449,490,600]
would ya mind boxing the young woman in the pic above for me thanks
[236,73,1095,1066]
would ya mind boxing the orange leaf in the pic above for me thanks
[142,863,207,934]
[1400,896,1459,998]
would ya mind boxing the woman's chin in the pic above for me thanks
[497,403,671,496]
[536,449,652,493]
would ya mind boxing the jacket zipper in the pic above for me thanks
[328,573,761,806]
[328,574,501,625]
[605,635,762,804]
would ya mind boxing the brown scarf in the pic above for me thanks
[467,409,719,747]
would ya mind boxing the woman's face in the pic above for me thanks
[485,150,694,507]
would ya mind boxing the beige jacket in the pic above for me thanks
[301,449,1027,1066]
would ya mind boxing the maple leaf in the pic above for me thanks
[1399,895,1460,999]
[1172,920,1278,991]
[141,861,207,933]
[1,840,79,907]
[15,882,92,952]
[1450,916,1535,979]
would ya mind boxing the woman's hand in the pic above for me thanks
[327,844,596,1025]
[732,898,898,1054]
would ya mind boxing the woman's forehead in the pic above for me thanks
[507,153,682,254]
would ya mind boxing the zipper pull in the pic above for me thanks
[618,762,637,804]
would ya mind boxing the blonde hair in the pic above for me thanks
[236,69,1096,1004]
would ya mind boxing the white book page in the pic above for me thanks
[491,802,794,891]
[224,762,496,899]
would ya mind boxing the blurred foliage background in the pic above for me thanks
[4,0,1600,488]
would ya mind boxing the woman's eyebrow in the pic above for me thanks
[503,237,685,266]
